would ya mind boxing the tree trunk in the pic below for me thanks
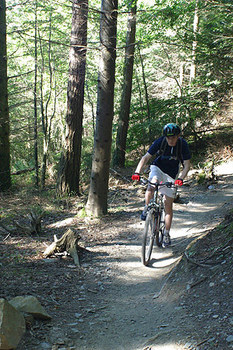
[59,0,88,194]
[40,12,56,189]
[34,0,39,187]
[113,1,137,168]
[189,0,199,142]
[137,45,152,142]
[134,66,146,153]
[190,0,199,83]
[0,0,11,191]
[86,0,118,216]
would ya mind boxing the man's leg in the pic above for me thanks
[145,184,155,205]
[141,177,157,220]
[162,195,174,247]
[164,195,174,231]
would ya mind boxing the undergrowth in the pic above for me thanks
[188,128,233,169]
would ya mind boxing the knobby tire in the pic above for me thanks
[142,210,156,266]
[155,210,165,247]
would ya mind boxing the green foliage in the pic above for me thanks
[5,0,233,188]
[196,171,206,184]
[76,207,87,218]
[7,0,70,182]
[123,0,233,161]
[224,221,233,237]
[215,209,233,238]
[80,133,93,184]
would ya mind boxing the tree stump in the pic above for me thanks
[43,229,81,266]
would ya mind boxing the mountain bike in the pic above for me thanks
[141,180,176,266]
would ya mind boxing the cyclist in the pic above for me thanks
[132,123,191,248]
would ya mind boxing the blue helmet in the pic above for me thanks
[163,123,181,137]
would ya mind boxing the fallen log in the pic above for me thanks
[43,229,81,267]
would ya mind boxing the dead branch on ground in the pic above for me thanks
[110,168,131,182]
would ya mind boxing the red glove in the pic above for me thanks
[132,173,140,181]
[175,178,183,186]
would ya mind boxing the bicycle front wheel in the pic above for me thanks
[142,210,156,266]
[155,209,165,247]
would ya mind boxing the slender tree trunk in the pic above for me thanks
[135,67,146,153]
[59,0,88,194]
[0,0,11,191]
[176,61,184,122]
[113,1,137,168]
[137,45,152,142]
[40,12,56,188]
[190,0,199,83]
[179,62,184,96]
[34,0,39,187]
[86,0,118,216]
[189,0,199,144]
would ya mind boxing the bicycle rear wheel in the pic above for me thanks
[142,210,156,266]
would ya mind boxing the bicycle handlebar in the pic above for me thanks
[140,179,176,188]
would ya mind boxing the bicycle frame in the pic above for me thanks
[141,180,175,265]
[148,184,164,213]
[145,180,173,217]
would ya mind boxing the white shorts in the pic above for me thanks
[148,165,177,199]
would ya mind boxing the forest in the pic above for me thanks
[0,0,233,215]
[0,1,233,349]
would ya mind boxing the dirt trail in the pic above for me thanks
[68,162,233,350]
[11,161,233,350]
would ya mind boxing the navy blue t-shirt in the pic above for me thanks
[148,136,191,179]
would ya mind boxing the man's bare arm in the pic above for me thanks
[179,159,190,180]
[135,153,152,174]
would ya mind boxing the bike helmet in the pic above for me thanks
[163,123,181,136]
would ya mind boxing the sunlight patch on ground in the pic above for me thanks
[134,339,185,350]
[113,250,180,283]
[128,221,144,229]
[185,201,220,211]
[149,344,184,350]
[150,255,181,269]
[215,160,233,175]
[171,222,200,239]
